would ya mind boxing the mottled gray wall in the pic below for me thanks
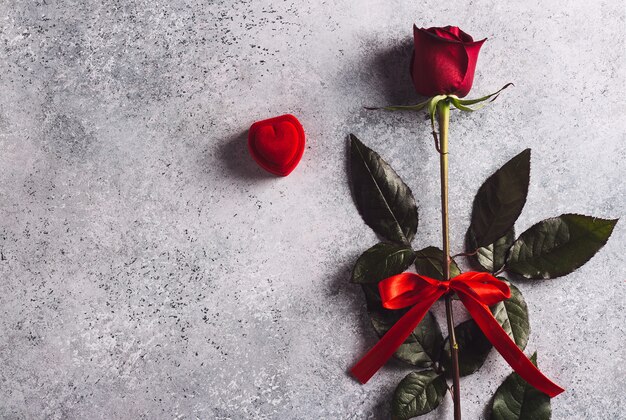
[0,0,624,419]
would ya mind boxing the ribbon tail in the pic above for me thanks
[458,293,565,398]
[350,288,445,384]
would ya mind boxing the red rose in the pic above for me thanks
[410,25,485,98]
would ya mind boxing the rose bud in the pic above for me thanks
[410,25,486,98]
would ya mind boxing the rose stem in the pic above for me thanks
[437,99,462,420]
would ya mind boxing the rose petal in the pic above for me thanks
[412,26,469,96]
[444,25,474,42]
[427,27,461,41]
[456,39,486,97]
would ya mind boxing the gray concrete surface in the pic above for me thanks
[0,0,624,419]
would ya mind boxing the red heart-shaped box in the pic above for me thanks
[248,114,305,176]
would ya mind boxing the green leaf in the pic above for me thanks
[349,134,418,245]
[371,310,443,368]
[392,370,447,420]
[414,246,461,280]
[351,243,415,284]
[441,318,493,376]
[442,280,529,375]
[470,229,516,273]
[467,149,531,249]
[491,281,530,350]
[490,353,551,420]
[361,283,383,308]
[363,285,443,367]
[506,214,618,279]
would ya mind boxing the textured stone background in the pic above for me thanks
[0,0,624,419]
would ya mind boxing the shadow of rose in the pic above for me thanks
[326,251,426,419]
[327,36,448,419]
[325,254,372,346]
[367,37,419,106]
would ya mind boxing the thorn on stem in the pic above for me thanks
[447,383,455,398]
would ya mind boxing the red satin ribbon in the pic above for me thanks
[351,271,564,398]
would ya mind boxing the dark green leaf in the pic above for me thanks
[392,370,447,420]
[491,281,529,350]
[441,318,493,376]
[351,242,415,284]
[442,280,529,375]
[469,229,516,273]
[490,353,551,420]
[467,149,530,249]
[349,134,418,245]
[414,246,461,280]
[363,285,443,367]
[371,310,443,368]
[361,283,382,309]
[506,214,618,279]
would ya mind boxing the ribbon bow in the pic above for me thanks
[351,271,564,397]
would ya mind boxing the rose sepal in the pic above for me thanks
[364,83,511,120]
[448,83,514,112]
